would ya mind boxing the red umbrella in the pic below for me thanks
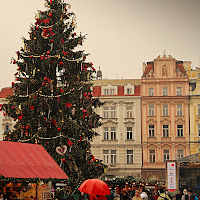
[79,179,111,195]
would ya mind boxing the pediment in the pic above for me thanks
[175,117,185,124]
[102,120,118,125]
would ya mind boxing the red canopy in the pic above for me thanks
[0,141,68,179]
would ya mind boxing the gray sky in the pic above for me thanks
[0,0,200,90]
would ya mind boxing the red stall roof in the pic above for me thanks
[0,141,68,180]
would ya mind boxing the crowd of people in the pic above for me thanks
[117,188,200,200]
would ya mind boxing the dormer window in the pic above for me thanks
[104,89,109,95]
[124,84,134,95]
[110,89,115,95]
[127,88,132,95]
[101,84,118,96]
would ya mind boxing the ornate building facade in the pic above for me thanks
[0,87,14,140]
[91,79,142,178]
[185,64,200,154]
[141,54,190,181]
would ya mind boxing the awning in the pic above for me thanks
[178,153,200,163]
[0,141,68,179]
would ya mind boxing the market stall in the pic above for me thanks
[0,141,68,199]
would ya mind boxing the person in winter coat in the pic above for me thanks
[133,190,143,200]
[120,188,131,200]
[79,193,87,200]
[140,188,148,200]
[158,189,170,200]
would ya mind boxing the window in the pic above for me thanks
[103,150,109,164]
[198,104,200,116]
[4,124,10,135]
[163,125,169,137]
[110,89,115,95]
[103,107,109,118]
[111,107,116,118]
[104,89,109,95]
[163,105,168,116]
[103,127,109,140]
[177,150,184,158]
[149,88,154,96]
[127,88,132,95]
[127,150,133,164]
[163,150,169,162]
[198,125,200,137]
[111,150,116,164]
[149,150,155,163]
[149,125,155,137]
[162,88,168,96]
[111,127,116,140]
[149,105,155,116]
[126,106,132,118]
[198,73,200,79]
[177,125,183,137]
[127,127,133,140]
[176,87,182,96]
[177,104,183,116]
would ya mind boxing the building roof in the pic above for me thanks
[0,87,13,98]
[92,79,141,86]
[0,141,68,179]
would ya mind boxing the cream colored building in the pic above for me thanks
[185,63,200,154]
[91,79,142,178]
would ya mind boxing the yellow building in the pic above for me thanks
[185,62,200,154]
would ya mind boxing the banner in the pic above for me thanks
[166,160,178,193]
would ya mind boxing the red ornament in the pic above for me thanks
[18,114,23,121]
[98,164,100,167]
[57,127,61,132]
[12,106,15,109]
[49,13,52,17]
[43,117,46,120]
[3,113,6,116]
[47,50,50,54]
[67,139,73,147]
[30,105,35,110]
[26,125,30,129]
[16,78,19,81]
[12,82,15,86]
[30,55,33,58]
[14,118,16,121]
[22,127,25,129]
[41,11,44,14]
[60,89,63,93]
[62,158,66,162]
[59,62,64,65]
[66,102,72,107]
[69,157,72,160]
[51,39,54,43]
[92,156,96,161]
[83,93,87,96]
[51,61,53,63]
[36,26,39,30]
[13,61,16,64]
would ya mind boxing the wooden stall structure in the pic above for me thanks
[0,141,68,199]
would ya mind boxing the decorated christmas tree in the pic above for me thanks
[3,0,105,187]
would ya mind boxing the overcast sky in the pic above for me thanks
[0,0,200,90]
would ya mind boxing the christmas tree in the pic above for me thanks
[3,0,105,187]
